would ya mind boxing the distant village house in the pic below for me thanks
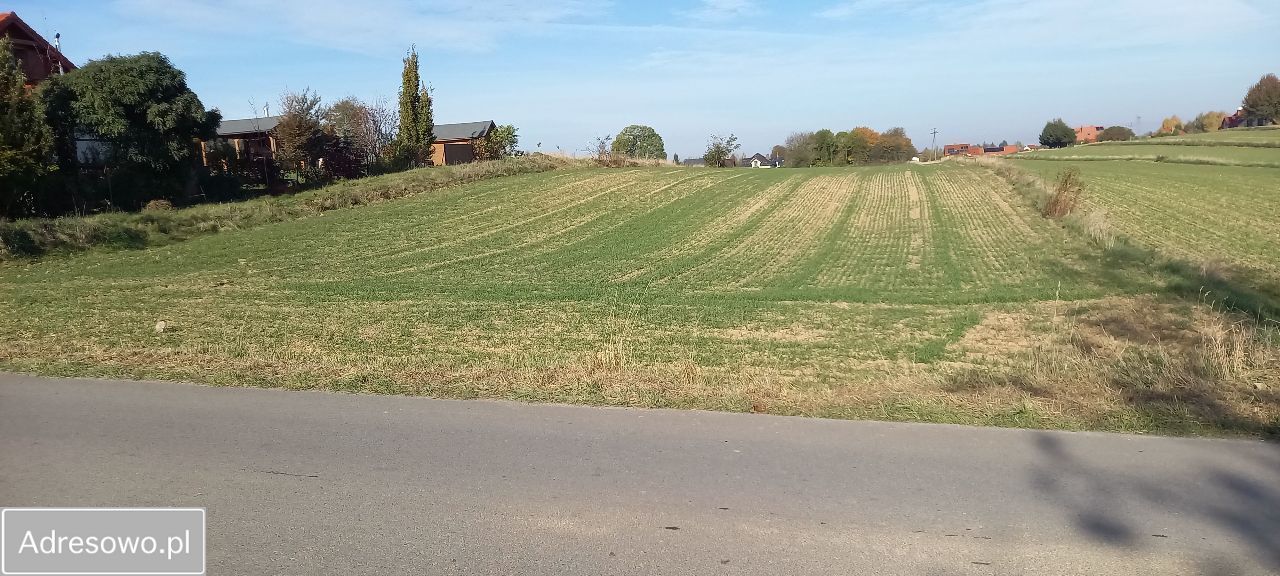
[199,118,499,168]
[1074,125,1104,144]
[943,143,1019,157]
[431,121,496,166]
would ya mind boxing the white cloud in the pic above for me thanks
[817,0,913,20]
[682,0,758,22]
[109,0,609,55]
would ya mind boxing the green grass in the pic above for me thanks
[2,161,1277,436]
[1017,143,1280,168]
[1010,160,1280,281]
[1125,126,1280,147]
[0,154,577,260]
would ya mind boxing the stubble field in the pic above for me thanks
[2,156,1277,435]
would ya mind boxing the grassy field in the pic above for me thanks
[1017,143,1280,168]
[1012,160,1280,279]
[1118,126,1280,147]
[2,158,1277,435]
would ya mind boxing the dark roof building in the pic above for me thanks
[216,116,282,137]
[431,120,497,166]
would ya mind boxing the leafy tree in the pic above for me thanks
[770,145,785,162]
[418,82,434,160]
[1157,115,1184,136]
[610,125,666,159]
[1242,73,1280,124]
[274,89,325,173]
[0,38,53,218]
[474,124,519,160]
[40,51,219,208]
[999,139,1009,147]
[874,127,917,162]
[846,127,879,164]
[1096,126,1135,142]
[395,46,434,166]
[673,153,680,164]
[1038,118,1076,148]
[783,132,814,167]
[811,129,837,165]
[703,133,740,167]
[1185,111,1227,133]
[323,97,395,171]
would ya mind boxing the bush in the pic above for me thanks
[1097,126,1135,142]
[1043,168,1084,218]
[143,199,174,212]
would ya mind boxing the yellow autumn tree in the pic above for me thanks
[1158,115,1184,136]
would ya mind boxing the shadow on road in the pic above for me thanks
[1029,432,1280,574]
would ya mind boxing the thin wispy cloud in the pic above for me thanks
[110,0,609,54]
[817,0,912,19]
[681,0,758,21]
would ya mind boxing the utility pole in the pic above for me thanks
[930,128,939,162]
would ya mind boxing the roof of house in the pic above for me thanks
[434,121,495,141]
[681,158,706,166]
[747,153,770,162]
[216,115,282,136]
[0,11,77,75]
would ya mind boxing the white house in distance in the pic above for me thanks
[747,153,775,168]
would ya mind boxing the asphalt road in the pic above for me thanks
[2,373,1277,575]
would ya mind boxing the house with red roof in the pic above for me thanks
[0,11,76,86]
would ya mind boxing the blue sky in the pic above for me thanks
[9,0,1279,157]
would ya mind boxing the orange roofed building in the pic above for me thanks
[0,12,76,86]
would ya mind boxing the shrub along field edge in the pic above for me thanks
[0,154,584,261]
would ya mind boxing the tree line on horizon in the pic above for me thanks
[1038,73,1280,148]
[777,127,918,167]
[0,41,518,219]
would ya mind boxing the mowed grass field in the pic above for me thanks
[2,158,1277,435]
[1018,143,1280,167]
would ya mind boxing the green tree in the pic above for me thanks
[418,83,434,161]
[0,38,53,218]
[1242,73,1280,124]
[832,131,851,165]
[40,51,219,208]
[1096,126,1136,142]
[474,124,519,160]
[703,133,740,167]
[811,129,836,165]
[395,46,434,166]
[770,145,785,162]
[1039,118,1076,148]
[274,89,325,173]
[1185,111,1227,133]
[610,125,666,159]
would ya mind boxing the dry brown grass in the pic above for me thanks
[1042,168,1084,218]
[947,297,1280,435]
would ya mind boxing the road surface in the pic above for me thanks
[2,373,1277,575]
